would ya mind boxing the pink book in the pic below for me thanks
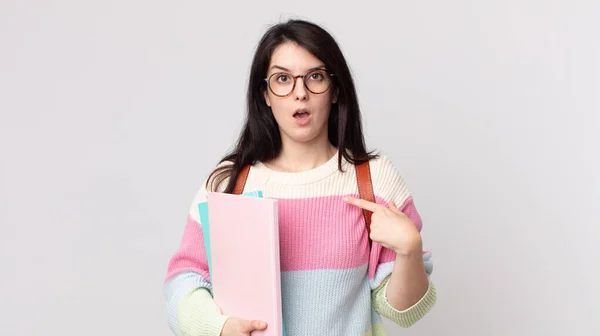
[205,192,284,336]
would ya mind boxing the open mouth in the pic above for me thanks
[293,108,311,125]
[294,109,310,118]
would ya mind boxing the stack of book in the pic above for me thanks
[198,191,286,336]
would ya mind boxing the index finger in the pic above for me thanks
[343,196,383,212]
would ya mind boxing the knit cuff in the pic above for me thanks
[373,277,437,328]
[178,288,230,336]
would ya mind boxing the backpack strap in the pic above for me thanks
[233,160,375,235]
[232,164,251,195]
[354,160,375,234]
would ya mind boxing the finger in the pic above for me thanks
[343,196,382,212]
[250,320,268,331]
[388,201,403,214]
[240,320,255,332]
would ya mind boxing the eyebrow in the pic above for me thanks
[269,65,327,73]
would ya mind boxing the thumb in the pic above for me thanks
[241,320,268,332]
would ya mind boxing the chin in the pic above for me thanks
[283,128,323,144]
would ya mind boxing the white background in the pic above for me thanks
[1,1,599,335]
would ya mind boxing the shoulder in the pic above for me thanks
[188,160,234,221]
[204,159,235,193]
[367,154,412,206]
[366,154,423,230]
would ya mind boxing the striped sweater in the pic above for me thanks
[163,152,436,335]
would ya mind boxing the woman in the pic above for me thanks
[163,19,436,336]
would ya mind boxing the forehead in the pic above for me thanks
[269,41,325,72]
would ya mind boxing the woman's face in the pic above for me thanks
[264,41,337,145]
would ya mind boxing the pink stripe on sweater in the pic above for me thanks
[398,196,422,232]
[277,195,371,272]
[163,195,423,280]
[276,195,422,272]
[164,214,210,282]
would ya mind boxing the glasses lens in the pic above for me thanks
[305,69,331,94]
[269,72,294,96]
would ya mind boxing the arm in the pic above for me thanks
[346,156,437,327]
[165,278,229,336]
[163,183,229,336]
[371,251,436,327]
[385,244,430,310]
[382,197,432,311]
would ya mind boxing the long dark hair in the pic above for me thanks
[207,19,378,193]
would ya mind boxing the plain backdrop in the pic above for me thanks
[1,1,599,335]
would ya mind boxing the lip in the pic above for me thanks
[293,108,310,116]
[293,108,311,126]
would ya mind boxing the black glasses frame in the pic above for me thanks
[264,69,335,97]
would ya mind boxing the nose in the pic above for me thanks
[293,76,308,100]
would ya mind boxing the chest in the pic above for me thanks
[274,195,371,272]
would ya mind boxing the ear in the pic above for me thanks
[264,90,271,107]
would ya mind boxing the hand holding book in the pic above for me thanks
[221,317,268,336]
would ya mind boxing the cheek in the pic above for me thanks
[269,100,292,118]
[314,97,333,117]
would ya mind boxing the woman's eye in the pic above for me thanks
[310,73,324,80]
[277,75,290,82]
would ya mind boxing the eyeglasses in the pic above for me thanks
[264,69,335,97]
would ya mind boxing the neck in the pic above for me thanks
[269,134,337,173]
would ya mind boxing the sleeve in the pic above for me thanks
[162,179,230,336]
[367,156,437,327]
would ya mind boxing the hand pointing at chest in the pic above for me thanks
[344,196,422,255]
